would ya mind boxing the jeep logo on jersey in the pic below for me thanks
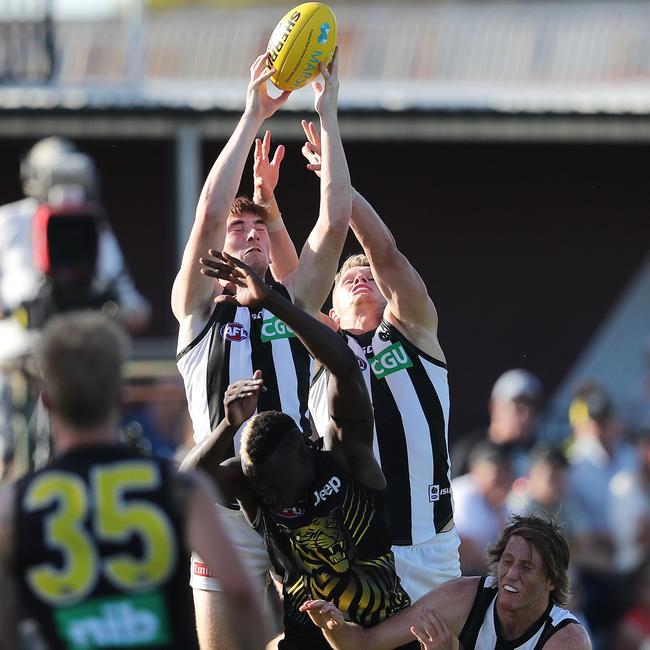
[260,315,295,342]
[369,342,413,379]
[429,484,451,502]
[314,476,341,506]
[220,322,248,341]
[356,355,367,371]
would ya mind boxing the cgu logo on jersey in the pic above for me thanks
[369,342,413,379]
[261,315,295,342]
[220,322,248,342]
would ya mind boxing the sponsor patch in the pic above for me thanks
[193,561,214,578]
[429,484,451,502]
[314,476,341,506]
[220,322,248,342]
[260,315,295,342]
[369,342,413,379]
[276,506,305,519]
[54,592,170,648]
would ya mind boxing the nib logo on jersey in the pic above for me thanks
[369,342,413,379]
[55,593,170,648]
[260,314,295,342]
[220,322,248,342]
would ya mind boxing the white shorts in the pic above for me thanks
[392,526,461,603]
[190,503,272,591]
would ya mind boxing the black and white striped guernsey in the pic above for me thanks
[308,319,452,546]
[459,576,583,649]
[177,282,311,456]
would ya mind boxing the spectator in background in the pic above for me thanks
[451,441,512,575]
[0,136,151,475]
[507,443,589,532]
[450,368,543,479]
[608,419,650,576]
[614,558,650,650]
[565,380,638,647]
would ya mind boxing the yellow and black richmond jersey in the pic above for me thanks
[254,450,411,640]
[13,444,199,650]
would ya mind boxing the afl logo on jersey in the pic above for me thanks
[220,322,248,341]
[276,506,305,519]
[356,355,367,371]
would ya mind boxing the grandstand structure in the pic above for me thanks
[1,0,649,436]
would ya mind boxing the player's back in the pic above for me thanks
[13,443,199,650]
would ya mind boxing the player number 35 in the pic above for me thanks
[24,461,177,605]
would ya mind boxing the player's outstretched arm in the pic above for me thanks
[301,577,477,650]
[180,369,264,508]
[184,470,267,650]
[252,130,299,283]
[172,54,290,337]
[289,49,352,316]
[301,123,443,360]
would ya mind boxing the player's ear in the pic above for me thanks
[328,308,340,326]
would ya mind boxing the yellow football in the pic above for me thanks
[266,2,337,92]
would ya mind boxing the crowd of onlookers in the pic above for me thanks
[449,360,650,650]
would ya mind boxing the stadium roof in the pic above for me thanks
[4,2,650,140]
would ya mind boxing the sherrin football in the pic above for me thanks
[267,2,337,92]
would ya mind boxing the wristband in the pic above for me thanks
[266,215,284,233]
[254,196,275,209]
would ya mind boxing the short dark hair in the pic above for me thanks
[487,514,571,606]
[569,380,614,427]
[240,411,300,476]
[38,311,129,428]
[468,440,511,469]
[230,196,268,221]
[529,442,569,469]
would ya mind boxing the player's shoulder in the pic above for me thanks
[544,618,591,650]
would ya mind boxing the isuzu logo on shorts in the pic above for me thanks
[369,342,413,379]
[220,322,248,341]
[429,484,451,502]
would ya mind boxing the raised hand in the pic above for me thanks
[299,600,345,631]
[245,53,291,121]
[224,370,264,428]
[253,130,285,205]
[311,47,339,118]
[410,608,453,650]
[301,119,322,177]
[199,250,270,308]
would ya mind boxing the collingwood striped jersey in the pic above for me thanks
[309,319,452,545]
[459,576,583,649]
[177,282,311,455]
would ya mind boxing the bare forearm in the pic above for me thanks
[198,112,263,221]
[320,114,352,231]
[263,290,355,378]
[179,420,238,476]
[222,592,268,650]
[350,189,397,261]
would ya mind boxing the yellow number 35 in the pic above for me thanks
[24,461,177,605]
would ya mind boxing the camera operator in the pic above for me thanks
[0,136,151,476]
